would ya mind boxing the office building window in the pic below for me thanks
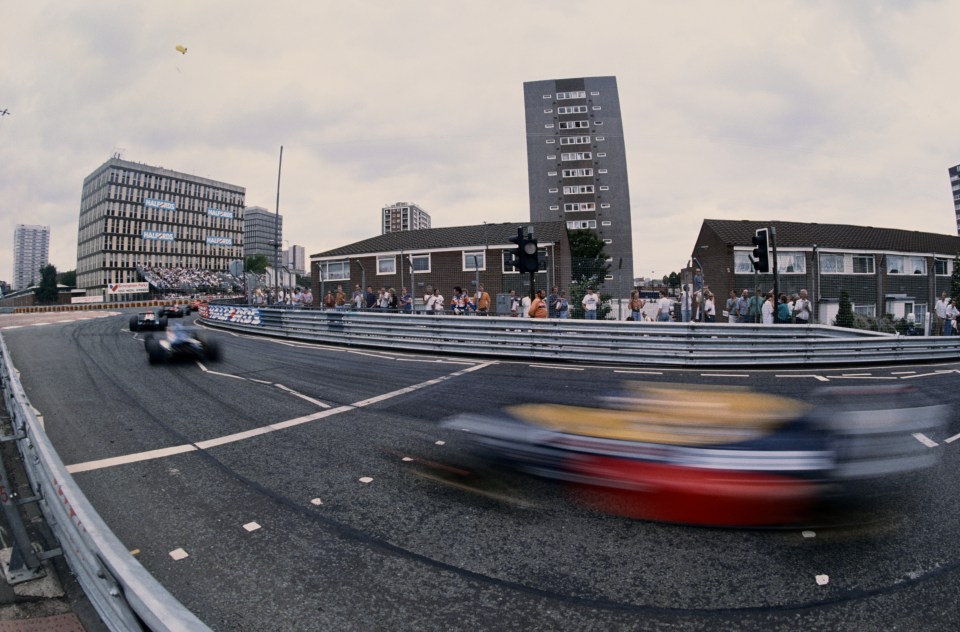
[562,168,593,177]
[560,136,590,145]
[566,220,597,229]
[564,202,596,212]
[560,152,592,161]
[563,185,595,194]
[557,105,588,114]
[558,120,590,129]
[557,91,586,100]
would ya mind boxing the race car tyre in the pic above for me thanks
[145,337,164,365]
[129,316,139,332]
[204,339,222,362]
[158,316,168,330]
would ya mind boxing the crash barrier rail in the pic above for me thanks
[0,334,211,631]
[2,300,194,314]
[199,305,960,367]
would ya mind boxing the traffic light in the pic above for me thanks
[751,228,770,273]
[508,227,540,273]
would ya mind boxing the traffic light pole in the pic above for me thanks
[770,225,780,303]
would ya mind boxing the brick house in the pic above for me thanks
[310,222,572,314]
[689,219,960,325]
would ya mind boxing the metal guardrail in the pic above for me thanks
[200,306,960,367]
[0,334,211,632]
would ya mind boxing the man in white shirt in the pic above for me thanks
[934,292,948,335]
[794,289,811,325]
[582,287,599,320]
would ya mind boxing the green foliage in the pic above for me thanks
[57,269,76,287]
[567,229,611,318]
[296,274,311,288]
[951,254,960,300]
[668,271,680,290]
[34,264,59,304]
[245,254,269,274]
[834,291,854,328]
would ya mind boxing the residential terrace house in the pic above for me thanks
[310,222,572,314]
[690,220,960,327]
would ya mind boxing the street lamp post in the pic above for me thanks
[274,146,283,295]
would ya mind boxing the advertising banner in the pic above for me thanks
[144,198,176,211]
[205,236,233,246]
[71,295,105,304]
[207,207,234,219]
[107,282,150,295]
[206,305,262,326]
[142,230,175,241]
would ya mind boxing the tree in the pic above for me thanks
[245,254,269,274]
[58,269,76,287]
[951,254,960,299]
[567,229,611,319]
[34,264,58,304]
[668,271,680,291]
[835,291,854,328]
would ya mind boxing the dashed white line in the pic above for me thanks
[274,383,331,408]
[348,350,397,360]
[614,370,663,375]
[944,433,960,444]
[901,372,954,380]
[776,375,830,381]
[701,373,750,378]
[891,371,916,375]
[912,433,939,448]
[530,364,584,371]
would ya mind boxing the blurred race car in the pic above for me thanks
[129,311,167,332]
[443,383,946,526]
[144,323,222,365]
[158,304,188,318]
[187,299,204,312]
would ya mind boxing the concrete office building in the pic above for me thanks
[13,224,50,290]
[284,244,306,275]
[948,163,960,235]
[244,206,283,260]
[382,202,431,234]
[523,76,634,283]
[76,156,245,295]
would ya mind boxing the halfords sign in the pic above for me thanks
[144,198,176,211]
[142,230,175,241]
[205,236,233,246]
[207,207,234,219]
[107,282,149,294]
[206,305,262,326]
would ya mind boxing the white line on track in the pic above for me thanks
[274,383,331,408]
[347,350,397,360]
[840,373,871,377]
[65,362,496,473]
[775,374,830,381]
[395,358,476,365]
[891,371,916,375]
[944,433,960,444]
[899,372,951,380]
[249,378,273,384]
[700,373,750,378]
[830,375,898,380]
[529,364,584,371]
[912,433,939,448]
[614,370,663,375]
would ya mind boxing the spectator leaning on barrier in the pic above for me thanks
[529,289,548,318]
[629,290,644,322]
[365,286,376,309]
[725,290,737,324]
[762,292,775,325]
[400,287,413,313]
[303,287,313,307]
[703,291,716,322]
[335,285,347,310]
[794,289,811,325]
[935,292,948,335]
[323,290,335,310]
[509,289,520,317]
[582,287,599,320]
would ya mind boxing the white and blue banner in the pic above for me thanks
[207,207,234,219]
[144,198,176,211]
[142,230,175,241]
[206,236,233,246]
[205,305,262,326]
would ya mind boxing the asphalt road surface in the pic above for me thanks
[2,311,959,631]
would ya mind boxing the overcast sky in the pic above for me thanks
[3,0,959,281]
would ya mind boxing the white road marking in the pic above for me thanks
[395,358,476,365]
[31,323,51,327]
[0,326,23,330]
[802,531,816,539]
[614,370,663,375]
[815,575,829,586]
[402,457,413,462]
[310,498,323,506]
[169,548,189,561]
[912,433,939,448]
[900,371,954,380]
[831,375,898,380]
[195,361,208,372]
[348,350,396,360]
[249,378,273,384]
[66,364,497,473]
[530,364,584,371]
[775,374,830,381]
[700,373,750,378]
[243,522,261,532]
[435,441,445,446]
[274,383,331,408]
[944,433,960,444]
[359,477,374,484]
[891,371,916,375]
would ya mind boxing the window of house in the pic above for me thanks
[734,252,756,274]
[463,251,485,271]
[319,260,350,281]
[409,254,430,273]
[502,250,518,273]
[777,252,806,274]
[377,255,395,275]
[886,255,926,275]
[852,255,874,274]
[853,304,876,317]
[935,259,951,275]
[564,202,596,212]
[819,253,844,273]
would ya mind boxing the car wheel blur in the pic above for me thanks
[158,316,168,330]
[204,339,222,362]
[129,316,139,332]
[145,337,163,365]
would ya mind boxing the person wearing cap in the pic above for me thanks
[582,287,599,320]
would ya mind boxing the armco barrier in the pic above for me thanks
[0,334,210,632]
[200,307,960,367]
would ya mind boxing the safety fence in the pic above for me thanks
[0,334,210,631]
[200,305,960,367]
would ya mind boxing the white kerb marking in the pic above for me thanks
[944,433,960,444]
[243,522,261,532]
[614,370,663,375]
[402,457,413,462]
[913,433,938,448]
[169,548,189,561]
